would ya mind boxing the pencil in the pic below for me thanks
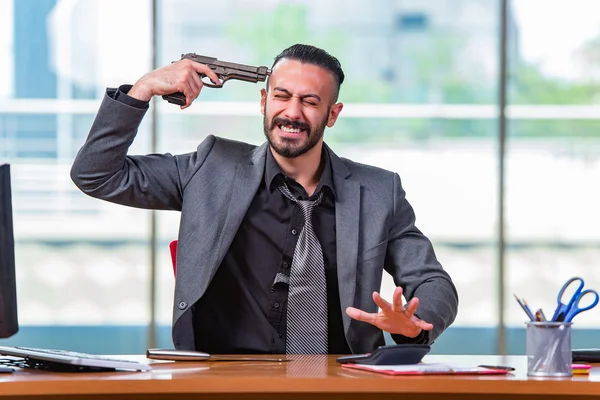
[514,294,535,321]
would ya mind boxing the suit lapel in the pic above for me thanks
[327,145,360,336]
[216,143,268,264]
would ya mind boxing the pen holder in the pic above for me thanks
[526,321,572,377]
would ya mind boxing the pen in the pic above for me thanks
[522,299,536,321]
[478,365,515,372]
[513,294,535,321]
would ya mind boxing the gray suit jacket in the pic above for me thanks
[71,91,458,354]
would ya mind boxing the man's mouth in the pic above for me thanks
[273,118,309,136]
[279,124,303,134]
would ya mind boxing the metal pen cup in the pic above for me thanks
[526,321,572,377]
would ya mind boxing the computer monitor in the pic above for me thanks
[0,163,18,338]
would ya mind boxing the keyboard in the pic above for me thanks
[0,345,151,372]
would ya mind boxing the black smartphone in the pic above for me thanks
[336,344,430,366]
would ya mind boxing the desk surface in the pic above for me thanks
[0,354,598,400]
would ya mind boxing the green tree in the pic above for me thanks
[508,32,600,139]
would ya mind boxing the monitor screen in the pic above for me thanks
[0,163,18,338]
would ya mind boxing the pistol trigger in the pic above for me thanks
[200,74,224,88]
[203,82,222,88]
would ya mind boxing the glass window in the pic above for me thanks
[1,0,154,353]
[507,0,600,351]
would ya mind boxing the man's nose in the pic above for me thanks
[284,97,302,120]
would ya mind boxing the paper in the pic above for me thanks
[342,363,510,375]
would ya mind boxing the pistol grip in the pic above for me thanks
[162,92,186,106]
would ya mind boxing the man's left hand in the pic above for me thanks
[345,286,433,338]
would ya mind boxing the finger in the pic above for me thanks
[346,307,378,325]
[187,76,199,98]
[190,70,204,96]
[170,73,194,109]
[372,292,394,313]
[413,317,434,331]
[181,82,197,109]
[392,287,404,312]
[404,297,419,316]
[182,92,193,109]
[188,61,221,86]
[184,66,206,106]
[420,321,434,330]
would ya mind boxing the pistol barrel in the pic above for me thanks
[163,53,271,106]
[181,53,271,81]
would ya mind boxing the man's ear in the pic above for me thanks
[260,89,267,115]
[327,102,344,127]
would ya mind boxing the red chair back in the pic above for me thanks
[169,240,178,276]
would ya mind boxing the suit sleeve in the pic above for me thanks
[384,173,459,344]
[70,87,215,211]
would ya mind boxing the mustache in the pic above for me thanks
[270,117,310,132]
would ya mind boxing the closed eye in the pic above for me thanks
[300,94,321,105]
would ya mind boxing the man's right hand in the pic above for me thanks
[128,59,221,109]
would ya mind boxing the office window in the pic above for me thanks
[0,0,154,353]
[506,0,600,352]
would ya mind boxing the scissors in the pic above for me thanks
[551,277,599,322]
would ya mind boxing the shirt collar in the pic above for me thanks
[265,145,336,200]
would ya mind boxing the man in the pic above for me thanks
[71,44,458,355]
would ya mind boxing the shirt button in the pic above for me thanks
[274,302,280,309]
[282,261,289,269]
[178,301,188,310]
[291,228,298,236]
[278,333,283,338]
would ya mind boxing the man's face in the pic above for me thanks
[261,59,343,158]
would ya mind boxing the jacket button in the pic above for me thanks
[178,301,188,310]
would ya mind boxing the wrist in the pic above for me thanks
[128,82,153,102]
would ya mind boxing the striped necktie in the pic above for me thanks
[277,181,328,354]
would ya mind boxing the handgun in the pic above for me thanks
[162,53,271,106]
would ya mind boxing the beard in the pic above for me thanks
[263,104,330,158]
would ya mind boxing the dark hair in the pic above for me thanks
[269,44,345,102]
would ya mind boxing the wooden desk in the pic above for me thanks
[0,354,598,400]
